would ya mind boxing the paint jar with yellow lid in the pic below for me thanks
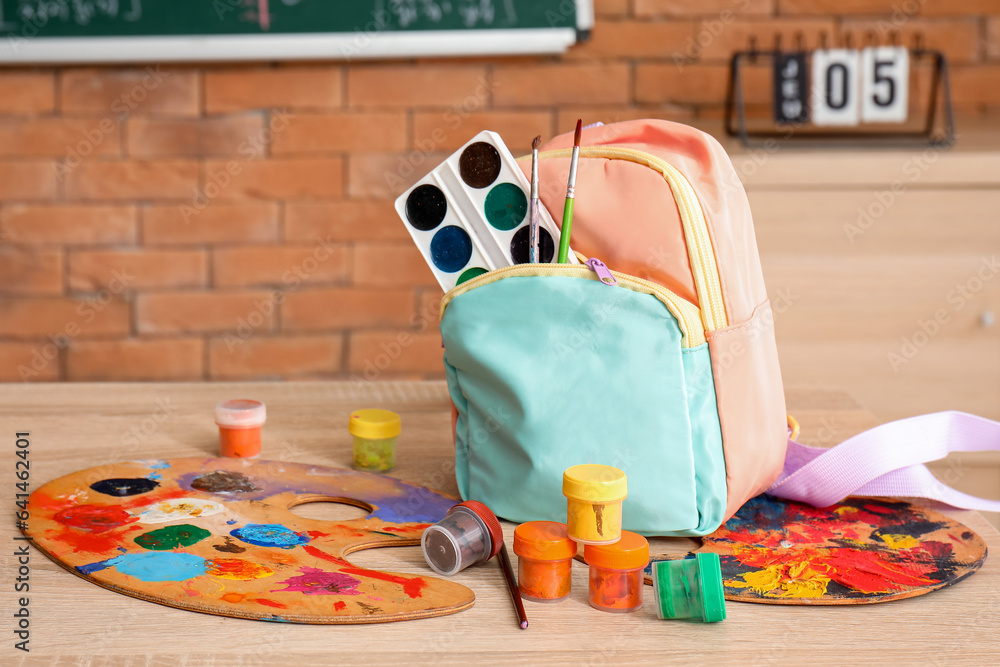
[349,409,401,472]
[562,464,627,545]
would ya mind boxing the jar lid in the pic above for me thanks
[562,464,627,502]
[349,409,401,439]
[449,500,504,560]
[215,399,266,428]
[513,521,576,561]
[584,531,649,570]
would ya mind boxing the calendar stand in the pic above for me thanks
[725,46,955,149]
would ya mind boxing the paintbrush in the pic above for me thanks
[529,135,542,263]
[499,542,528,629]
[557,120,582,264]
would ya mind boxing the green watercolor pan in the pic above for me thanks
[395,130,576,292]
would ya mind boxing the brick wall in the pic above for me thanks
[1,0,998,382]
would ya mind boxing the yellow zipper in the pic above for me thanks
[527,146,728,332]
[440,263,706,348]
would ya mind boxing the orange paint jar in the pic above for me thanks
[513,521,576,603]
[215,399,266,458]
[584,531,649,613]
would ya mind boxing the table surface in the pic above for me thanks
[1,381,997,666]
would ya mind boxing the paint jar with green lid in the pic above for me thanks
[562,464,627,545]
[652,553,727,623]
[349,409,400,472]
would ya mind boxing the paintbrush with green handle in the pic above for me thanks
[557,119,582,264]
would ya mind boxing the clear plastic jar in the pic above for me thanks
[421,500,503,576]
[584,531,649,613]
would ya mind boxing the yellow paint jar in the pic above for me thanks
[349,409,401,472]
[562,464,627,545]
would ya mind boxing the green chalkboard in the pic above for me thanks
[0,0,585,47]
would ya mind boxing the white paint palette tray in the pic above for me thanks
[395,131,574,292]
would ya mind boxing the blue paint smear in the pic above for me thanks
[77,552,206,582]
[226,519,237,525]
[231,524,310,549]
[148,472,162,480]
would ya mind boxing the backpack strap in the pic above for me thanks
[767,411,1000,512]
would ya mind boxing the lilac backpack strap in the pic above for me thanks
[767,411,1000,512]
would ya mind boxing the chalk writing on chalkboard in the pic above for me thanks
[14,0,143,26]
[378,0,516,29]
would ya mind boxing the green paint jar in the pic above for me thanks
[349,409,401,472]
[652,552,727,623]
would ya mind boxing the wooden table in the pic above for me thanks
[1,382,998,665]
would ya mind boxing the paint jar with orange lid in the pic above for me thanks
[349,409,401,472]
[513,521,577,603]
[562,464,627,545]
[215,399,266,458]
[584,530,649,613]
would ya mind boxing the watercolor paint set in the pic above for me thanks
[395,131,576,292]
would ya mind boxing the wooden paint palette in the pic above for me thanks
[646,495,987,605]
[24,458,475,623]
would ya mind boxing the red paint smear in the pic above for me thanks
[334,601,347,611]
[118,487,190,511]
[253,598,287,609]
[53,524,142,554]
[54,505,135,533]
[306,530,330,538]
[377,524,430,534]
[302,544,427,598]
[734,546,938,594]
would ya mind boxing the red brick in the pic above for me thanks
[493,63,630,107]
[143,202,279,245]
[989,17,1000,60]
[69,250,207,291]
[0,161,57,200]
[0,296,129,338]
[921,0,1000,16]
[213,244,348,288]
[841,18,980,65]
[691,19,835,60]
[777,0,900,14]
[352,244,436,288]
[594,0,630,16]
[205,66,342,112]
[0,249,63,295]
[415,290,444,334]
[128,115,266,157]
[272,112,408,154]
[566,19,694,59]
[65,160,199,200]
[137,291,276,334]
[412,110,553,154]
[348,153,443,199]
[0,72,55,115]
[348,65,490,109]
[0,117,121,158]
[1,204,136,245]
[61,67,199,116]
[636,63,770,105]
[282,288,414,331]
[636,0,773,16]
[208,335,343,378]
[67,338,204,381]
[952,66,1000,107]
[202,158,343,199]
[0,341,60,381]
[349,331,443,375]
[285,200,408,242]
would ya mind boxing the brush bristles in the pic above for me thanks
[574,119,582,146]
[533,135,542,150]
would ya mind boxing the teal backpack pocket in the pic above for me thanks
[441,264,727,536]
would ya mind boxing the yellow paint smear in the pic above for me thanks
[727,560,831,598]
[880,534,919,550]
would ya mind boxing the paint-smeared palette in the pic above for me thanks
[645,495,986,605]
[23,458,475,623]
[395,131,575,292]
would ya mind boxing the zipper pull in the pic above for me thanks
[585,258,618,286]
